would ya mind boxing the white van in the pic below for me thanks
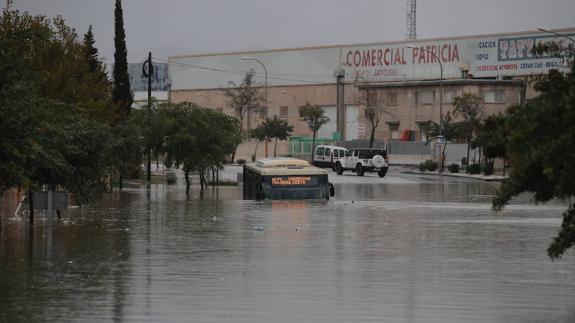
[312,145,349,169]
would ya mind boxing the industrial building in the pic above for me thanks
[168,28,574,160]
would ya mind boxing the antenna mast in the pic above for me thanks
[406,0,417,40]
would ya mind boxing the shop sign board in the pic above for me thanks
[341,30,575,81]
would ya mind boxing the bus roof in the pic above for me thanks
[245,158,328,176]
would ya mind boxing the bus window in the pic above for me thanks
[316,147,325,156]
[324,148,331,156]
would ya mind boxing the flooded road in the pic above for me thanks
[1,171,574,322]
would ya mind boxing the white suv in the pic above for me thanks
[312,145,349,170]
[335,148,389,177]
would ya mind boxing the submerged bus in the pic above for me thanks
[243,158,335,200]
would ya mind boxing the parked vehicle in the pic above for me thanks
[335,148,389,177]
[312,145,349,170]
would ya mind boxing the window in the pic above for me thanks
[386,93,397,106]
[324,148,331,157]
[367,91,378,106]
[316,147,325,156]
[388,123,400,140]
[333,150,339,158]
[416,91,434,105]
[280,106,288,118]
[483,90,505,104]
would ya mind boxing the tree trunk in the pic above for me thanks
[185,170,191,195]
[200,173,206,191]
[274,138,278,157]
[466,140,470,167]
[118,171,123,189]
[253,140,260,161]
[28,190,34,227]
[311,132,317,160]
[369,129,375,148]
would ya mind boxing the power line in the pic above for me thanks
[151,57,336,85]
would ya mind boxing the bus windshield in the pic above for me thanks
[265,186,326,200]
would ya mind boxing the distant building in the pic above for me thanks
[169,28,574,159]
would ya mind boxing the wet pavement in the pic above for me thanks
[1,169,574,322]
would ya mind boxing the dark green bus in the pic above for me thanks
[243,158,335,200]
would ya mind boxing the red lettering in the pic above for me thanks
[394,48,402,65]
[362,50,371,67]
[371,50,376,67]
[411,48,418,64]
[384,48,391,65]
[441,45,449,62]
[452,44,459,62]
[418,47,426,64]
[353,51,361,67]
[377,49,383,66]
[401,48,407,65]
[346,51,353,66]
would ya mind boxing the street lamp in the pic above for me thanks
[406,44,443,136]
[242,56,268,112]
[537,27,574,77]
[537,27,575,42]
[406,43,445,172]
[243,56,269,157]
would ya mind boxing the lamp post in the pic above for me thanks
[243,56,269,157]
[406,43,444,172]
[242,56,268,112]
[537,27,575,77]
[406,44,443,135]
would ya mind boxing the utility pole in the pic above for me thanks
[143,52,154,183]
[335,69,345,141]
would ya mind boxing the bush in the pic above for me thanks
[466,163,481,174]
[166,171,177,184]
[482,161,494,175]
[447,163,460,173]
[237,159,246,165]
[419,160,438,172]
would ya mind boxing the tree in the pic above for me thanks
[453,93,484,164]
[428,112,464,171]
[83,25,101,74]
[0,8,116,202]
[493,62,575,259]
[112,0,132,117]
[159,103,241,194]
[299,103,329,160]
[261,116,294,157]
[358,89,384,148]
[224,70,266,162]
[250,124,269,161]
[472,113,508,173]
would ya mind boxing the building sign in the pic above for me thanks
[128,63,169,92]
[341,30,574,81]
[271,176,316,186]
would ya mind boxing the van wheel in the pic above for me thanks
[378,168,388,178]
[356,164,364,176]
[336,162,344,175]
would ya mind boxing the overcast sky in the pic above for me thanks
[11,0,575,64]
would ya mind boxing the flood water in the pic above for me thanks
[1,174,574,322]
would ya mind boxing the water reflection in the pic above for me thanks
[1,182,574,322]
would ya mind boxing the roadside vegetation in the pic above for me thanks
[0,6,240,206]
